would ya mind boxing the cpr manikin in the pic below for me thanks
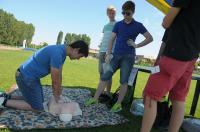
[44,96,82,122]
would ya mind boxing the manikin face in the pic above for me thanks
[107,10,116,21]
[69,48,84,60]
[122,9,134,21]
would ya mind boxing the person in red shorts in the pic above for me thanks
[140,0,200,132]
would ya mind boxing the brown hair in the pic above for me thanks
[69,40,89,57]
[122,1,135,12]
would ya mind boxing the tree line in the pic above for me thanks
[0,9,91,48]
[56,31,91,46]
[0,9,35,47]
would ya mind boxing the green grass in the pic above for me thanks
[0,49,199,132]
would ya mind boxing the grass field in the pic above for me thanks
[0,49,200,132]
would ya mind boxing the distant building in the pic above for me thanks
[135,55,155,66]
[135,55,144,63]
[89,49,99,58]
[87,51,156,64]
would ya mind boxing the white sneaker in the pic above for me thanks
[0,91,6,108]
[0,97,5,108]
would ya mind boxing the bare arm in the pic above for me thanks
[51,67,62,103]
[136,32,153,48]
[107,32,116,54]
[162,7,181,29]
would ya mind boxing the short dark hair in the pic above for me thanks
[122,1,135,12]
[69,40,89,57]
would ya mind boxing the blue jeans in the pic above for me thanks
[15,70,44,110]
[101,54,135,84]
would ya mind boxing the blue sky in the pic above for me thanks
[0,0,165,58]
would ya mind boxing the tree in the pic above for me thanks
[71,33,76,44]
[56,31,63,45]
[58,31,91,46]
[81,34,91,45]
[64,33,72,44]
[0,9,35,46]
[25,24,35,46]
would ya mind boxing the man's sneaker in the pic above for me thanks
[0,90,11,100]
[0,93,5,108]
[0,91,10,99]
[110,103,122,113]
[0,90,9,108]
[84,98,98,106]
[0,96,5,108]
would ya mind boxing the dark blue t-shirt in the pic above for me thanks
[20,44,66,79]
[112,19,147,55]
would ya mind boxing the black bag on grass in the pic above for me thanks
[153,101,172,130]
[108,85,134,107]
[108,88,120,107]
[99,93,112,103]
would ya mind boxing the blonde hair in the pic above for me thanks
[107,5,116,13]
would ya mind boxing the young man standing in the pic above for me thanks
[0,40,89,111]
[141,0,200,131]
[98,5,116,99]
[86,1,153,112]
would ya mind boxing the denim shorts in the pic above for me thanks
[15,69,44,110]
[101,54,135,84]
